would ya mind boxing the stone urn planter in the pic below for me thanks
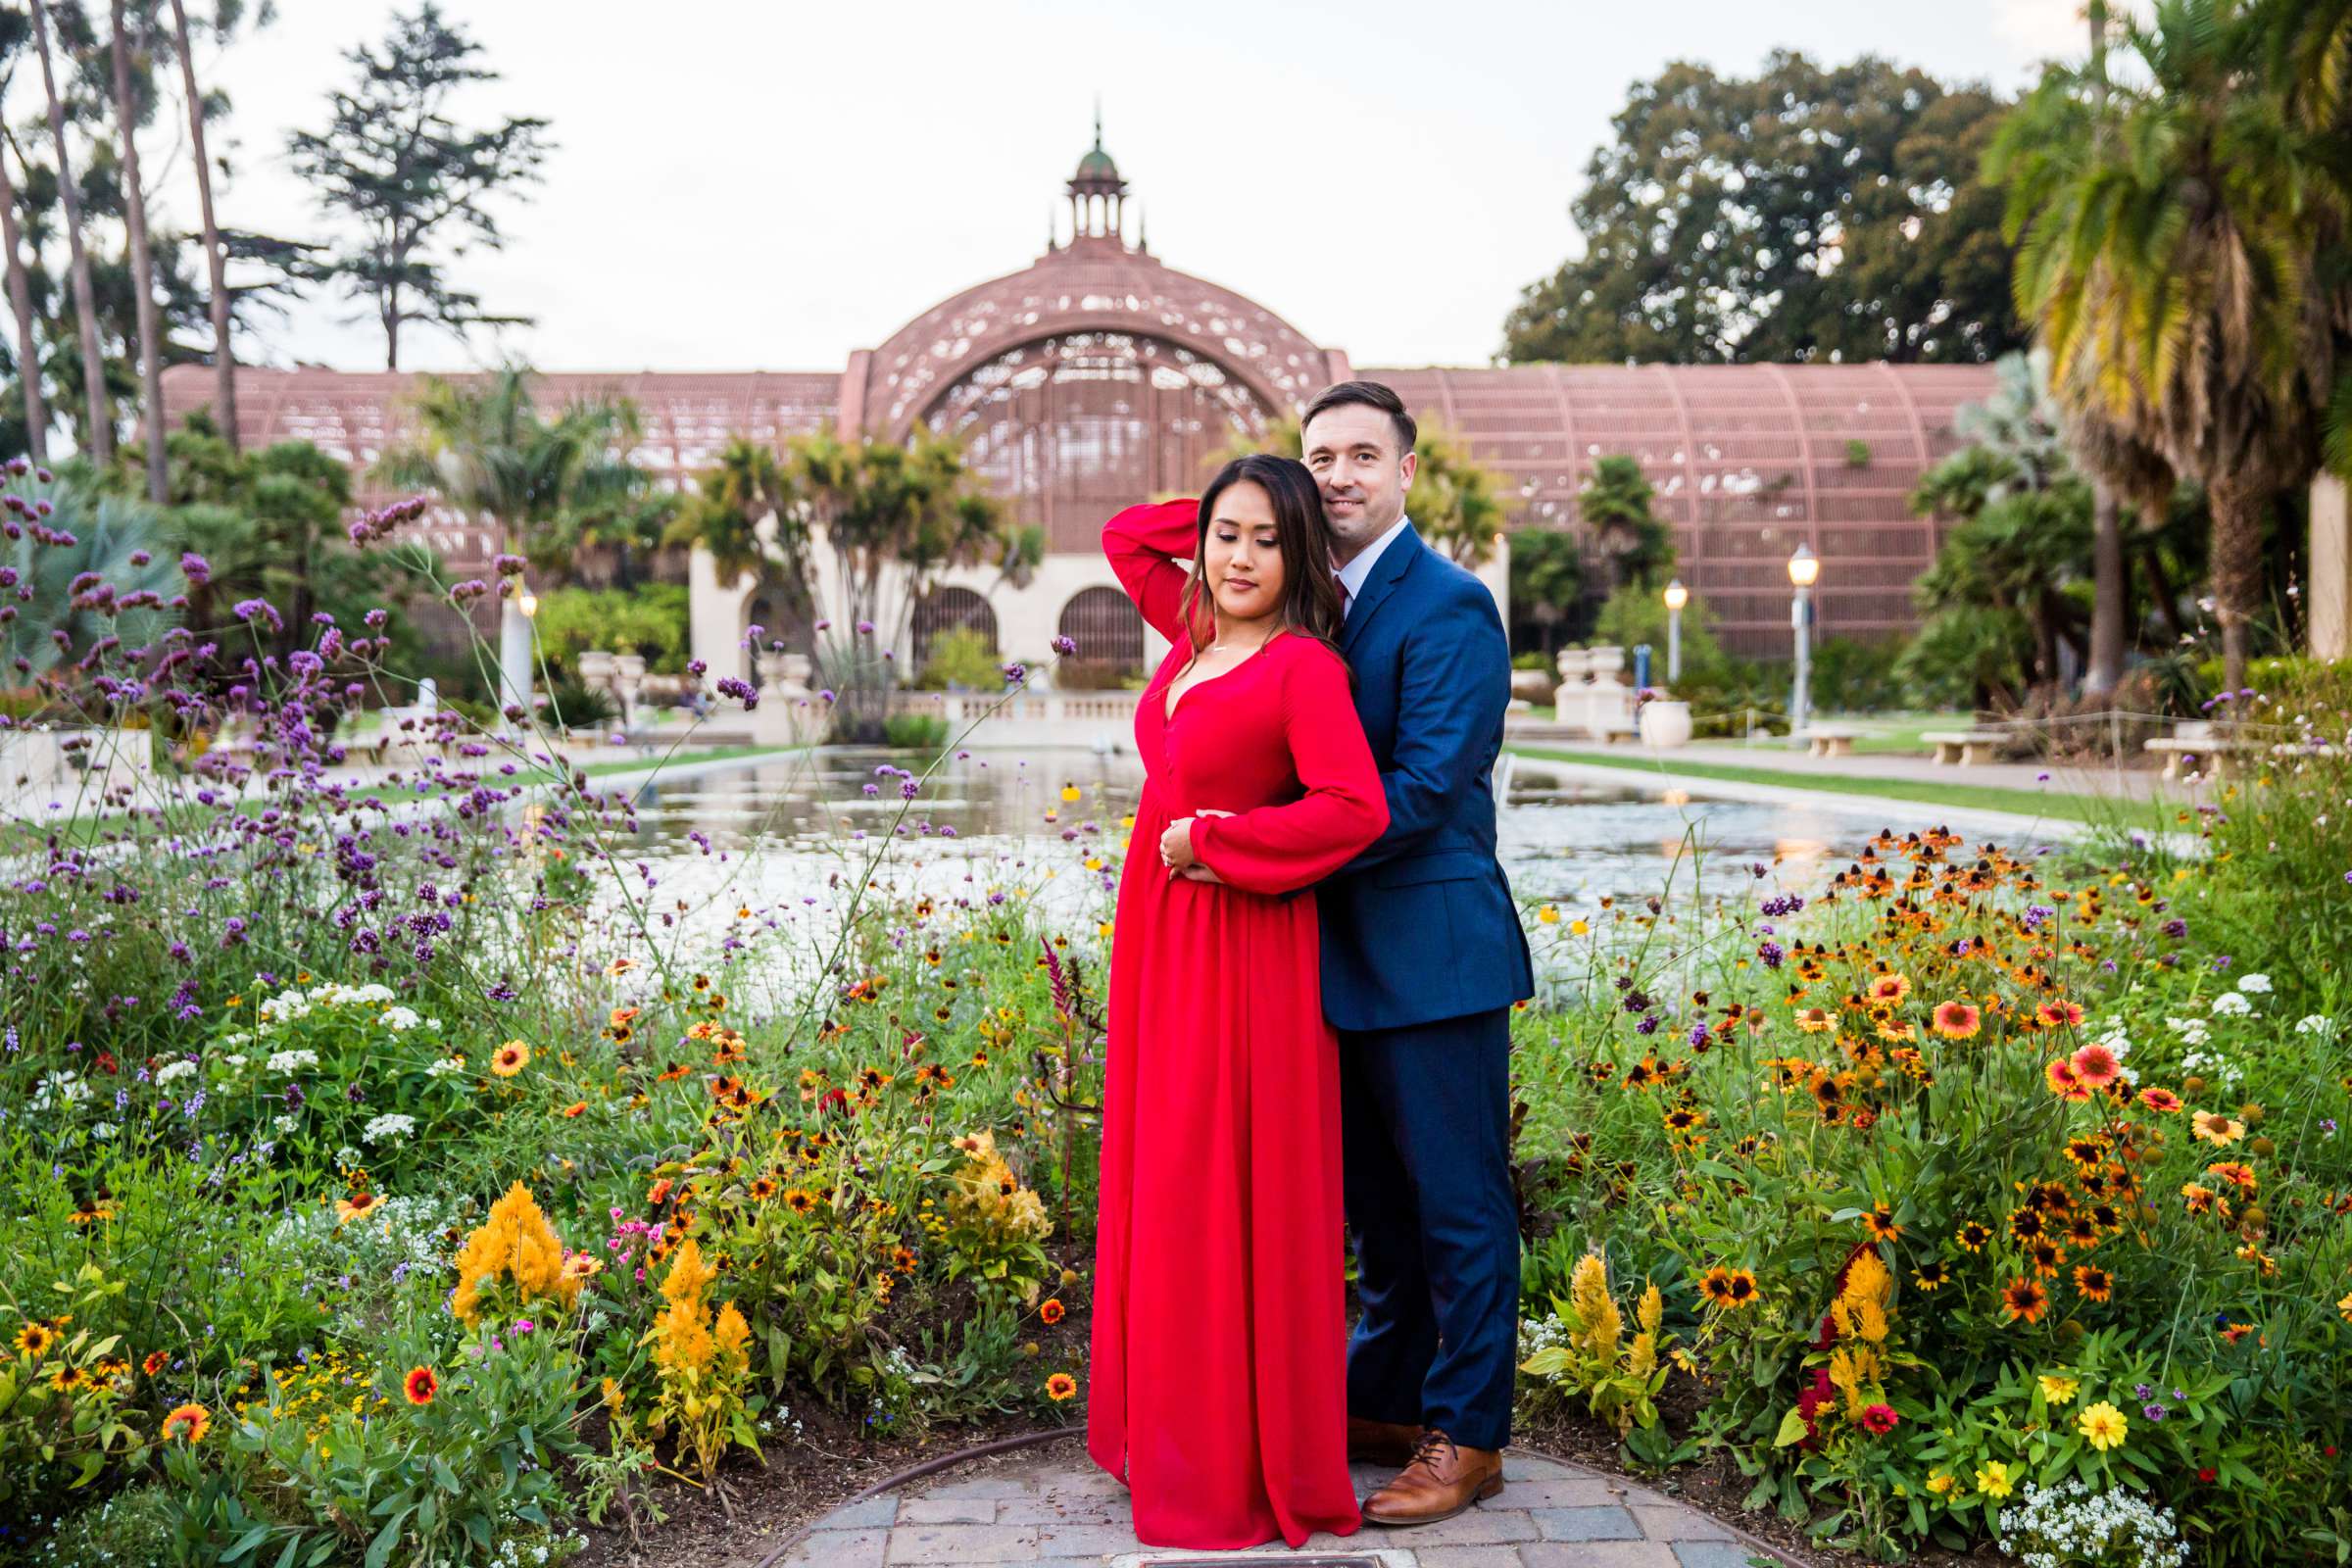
[1639,699,1693,750]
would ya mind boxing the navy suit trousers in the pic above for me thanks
[1339,1006,1518,1451]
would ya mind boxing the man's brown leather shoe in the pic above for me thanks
[1346,1414,1422,1467]
[1360,1428,1503,1526]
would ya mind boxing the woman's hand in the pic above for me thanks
[1160,809,1233,874]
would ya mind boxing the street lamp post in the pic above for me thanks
[1787,545,1818,739]
[514,588,540,728]
[1661,578,1688,684]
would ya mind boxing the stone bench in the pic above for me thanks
[1923,728,2009,766]
[2144,735,2252,780]
[1804,724,1866,758]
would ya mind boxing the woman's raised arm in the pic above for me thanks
[1102,499,1204,648]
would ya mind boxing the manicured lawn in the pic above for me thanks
[1508,743,2175,831]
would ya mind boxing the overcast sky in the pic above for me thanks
[128,0,2093,375]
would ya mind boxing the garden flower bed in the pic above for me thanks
[3,456,2349,1565]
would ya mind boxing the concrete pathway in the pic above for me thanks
[762,1437,1787,1568]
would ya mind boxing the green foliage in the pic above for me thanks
[1895,608,2030,710]
[1509,526,1586,651]
[0,470,174,681]
[285,4,552,370]
[882,712,949,750]
[1988,0,2336,690]
[911,627,1003,692]
[1845,440,1874,468]
[528,585,689,675]
[27,1480,180,1568]
[219,1318,587,1567]
[373,368,647,583]
[1593,583,1723,680]
[663,435,802,603]
[1579,456,1674,591]
[1504,52,2024,365]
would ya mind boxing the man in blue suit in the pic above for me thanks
[1301,380,1534,1526]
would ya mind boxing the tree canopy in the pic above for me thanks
[1503,52,2026,366]
[285,2,550,370]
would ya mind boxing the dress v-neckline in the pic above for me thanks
[1163,632,1280,723]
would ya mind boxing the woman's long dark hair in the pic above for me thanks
[1180,454,1346,663]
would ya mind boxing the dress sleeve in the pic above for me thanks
[1102,499,1206,647]
[1188,644,1390,897]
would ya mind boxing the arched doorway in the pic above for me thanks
[1057,586,1146,686]
[911,586,999,670]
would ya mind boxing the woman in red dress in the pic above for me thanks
[1086,455,1389,1550]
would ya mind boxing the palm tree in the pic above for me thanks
[28,0,110,461]
[107,0,166,501]
[0,128,50,463]
[665,435,792,590]
[1992,0,2337,691]
[164,0,238,451]
[373,368,643,718]
[1578,454,1674,591]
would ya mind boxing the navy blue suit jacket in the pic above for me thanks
[1313,522,1535,1032]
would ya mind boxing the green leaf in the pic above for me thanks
[221,1524,273,1563]
[1774,1406,1813,1448]
[364,1506,413,1568]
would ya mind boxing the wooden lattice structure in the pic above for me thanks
[162,130,1995,658]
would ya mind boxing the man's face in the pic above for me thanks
[1302,403,1415,562]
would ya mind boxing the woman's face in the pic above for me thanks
[1203,480,1287,623]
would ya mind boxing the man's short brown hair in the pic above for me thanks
[1300,379,1417,459]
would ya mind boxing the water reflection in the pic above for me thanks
[615,751,1897,914]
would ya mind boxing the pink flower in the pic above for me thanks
[1859,1403,1899,1435]
[2070,1042,2123,1088]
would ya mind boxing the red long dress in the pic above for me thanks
[1086,499,1388,1550]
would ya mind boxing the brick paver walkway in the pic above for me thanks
[764,1437,1787,1568]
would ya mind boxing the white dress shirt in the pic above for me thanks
[1335,514,1412,619]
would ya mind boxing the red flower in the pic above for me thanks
[1859,1403,1899,1435]
[404,1365,438,1406]
[2197,1467,2217,1483]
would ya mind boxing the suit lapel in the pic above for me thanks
[1340,521,1424,654]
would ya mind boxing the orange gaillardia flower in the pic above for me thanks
[1931,1001,1981,1040]
[492,1041,530,1077]
[162,1402,211,1442]
[335,1192,381,1226]
[1045,1372,1078,1401]
[2138,1087,2183,1113]
[1039,1298,1066,1325]
[2192,1111,2246,1147]
[404,1366,438,1405]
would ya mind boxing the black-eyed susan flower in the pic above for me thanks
[784,1188,819,1215]
[1863,1206,1903,1243]
[1956,1220,1992,1252]
[14,1321,58,1359]
[2000,1277,2049,1324]
[2074,1264,2113,1302]
[1913,1261,1950,1293]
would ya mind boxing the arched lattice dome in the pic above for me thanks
[850,239,1345,441]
